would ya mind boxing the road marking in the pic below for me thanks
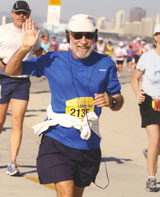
[25,176,56,190]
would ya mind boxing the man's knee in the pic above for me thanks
[56,180,74,197]
[11,113,25,129]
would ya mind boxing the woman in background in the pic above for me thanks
[132,24,160,192]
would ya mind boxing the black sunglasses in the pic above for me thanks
[15,11,28,16]
[69,31,95,40]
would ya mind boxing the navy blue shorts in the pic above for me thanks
[0,75,31,104]
[37,136,101,187]
[116,60,124,65]
[134,54,140,64]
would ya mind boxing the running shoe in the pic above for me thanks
[143,148,148,159]
[145,178,158,192]
[6,161,21,176]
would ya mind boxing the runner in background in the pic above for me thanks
[105,41,114,58]
[0,0,42,176]
[59,38,70,51]
[115,41,127,77]
[139,40,150,56]
[132,24,160,192]
[95,37,106,54]
[40,33,50,54]
[132,37,142,68]
[50,34,59,52]
[126,44,134,72]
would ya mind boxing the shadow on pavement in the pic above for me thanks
[26,109,46,113]
[2,127,11,131]
[101,157,132,164]
[30,90,50,94]
[22,169,37,176]
[0,165,7,168]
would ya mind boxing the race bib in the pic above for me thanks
[66,97,94,121]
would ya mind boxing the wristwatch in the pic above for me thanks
[110,96,119,108]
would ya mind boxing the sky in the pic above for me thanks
[0,0,160,23]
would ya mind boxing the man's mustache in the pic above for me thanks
[76,44,91,48]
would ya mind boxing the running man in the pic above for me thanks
[115,42,127,76]
[6,15,124,196]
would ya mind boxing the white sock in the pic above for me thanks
[148,176,156,180]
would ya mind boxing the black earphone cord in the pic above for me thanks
[69,57,110,189]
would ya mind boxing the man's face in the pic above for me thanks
[11,11,30,28]
[69,31,96,59]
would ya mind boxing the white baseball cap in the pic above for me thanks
[119,41,124,47]
[68,14,96,32]
[136,37,141,41]
[154,24,160,34]
[98,37,103,41]
[62,38,67,43]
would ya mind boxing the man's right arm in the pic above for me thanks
[5,46,30,75]
[5,19,40,76]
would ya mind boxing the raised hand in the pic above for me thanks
[22,18,40,49]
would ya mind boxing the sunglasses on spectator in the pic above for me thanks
[15,11,28,16]
[69,31,95,40]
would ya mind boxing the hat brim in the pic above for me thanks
[12,9,30,14]
[154,31,160,35]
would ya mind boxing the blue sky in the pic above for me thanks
[0,0,160,22]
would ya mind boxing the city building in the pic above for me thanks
[129,7,146,22]
[47,0,61,25]
[0,2,159,39]
[114,10,125,30]
[141,17,155,37]
[96,17,114,32]
[155,13,160,25]
[124,21,141,36]
[1,16,12,25]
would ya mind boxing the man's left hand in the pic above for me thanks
[94,92,111,107]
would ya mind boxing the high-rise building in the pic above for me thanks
[96,17,114,31]
[47,0,61,25]
[129,7,146,22]
[141,17,155,37]
[124,21,141,36]
[114,10,125,30]
[155,13,160,25]
[1,16,12,25]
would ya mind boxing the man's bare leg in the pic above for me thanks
[10,99,28,162]
[56,180,85,197]
[0,103,9,133]
[74,185,85,197]
[56,180,74,197]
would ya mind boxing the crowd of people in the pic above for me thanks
[0,0,160,196]
[95,37,114,57]
[95,36,152,77]
[40,32,70,53]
